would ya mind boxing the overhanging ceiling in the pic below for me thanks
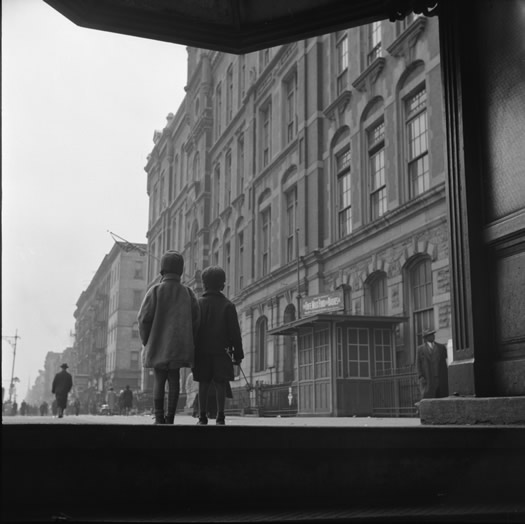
[42,0,438,54]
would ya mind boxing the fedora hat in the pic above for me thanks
[60,363,69,369]
[422,328,436,337]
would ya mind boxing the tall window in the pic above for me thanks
[131,322,139,339]
[285,73,297,143]
[337,147,352,238]
[347,328,370,377]
[215,82,222,138]
[133,290,142,309]
[410,257,434,349]
[335,31,349,95]
[262,103,271,168]
[237,230,244,290]
[286,187,298,263]
[213,164,221,217]
[369,121,387,220]
[255,316,268,372]
[130,351,139,370]
[374,329,393,374]
[226,64,233,123]
[225,150,232,207]
[406,87,429,198]
[134,261,144,279]
[240,56,246,100]
[168,165,173,204]
[190,221,198,277]
[237,136,244,196]
[224,240,231,297]
[212,239,219,266]
[261,207,271,276]
[368,272,387,315]
[193,152,200,183]
[367,21,382,65]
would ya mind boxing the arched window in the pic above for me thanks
[409,257,434,351]
[366,271,387,315]
[255,316,268,372]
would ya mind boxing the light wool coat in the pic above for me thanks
[138,274,200,369]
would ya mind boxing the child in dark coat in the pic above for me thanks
[193,266,244,425]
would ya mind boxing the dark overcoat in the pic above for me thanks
[193,290,244,382]
[52,369,73,409]
[416,341,449,398]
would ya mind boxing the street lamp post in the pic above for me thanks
[2,330,20,403]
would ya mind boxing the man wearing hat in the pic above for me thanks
[416,328,449,399]
[52,363,73,418]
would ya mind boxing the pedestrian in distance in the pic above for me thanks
[122,385,133,415]
[73,398,81,416]
[138,250,200,425]
[106,387,118,415]
[193,266,244,426]
[51,363,73,418]
[416,328,449,400]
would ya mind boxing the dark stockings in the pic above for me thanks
[198,381,226,418]
[153,368,180,419]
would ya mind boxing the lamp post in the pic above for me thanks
[2,330,20,403]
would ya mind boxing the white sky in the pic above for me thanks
[2,0,188,401]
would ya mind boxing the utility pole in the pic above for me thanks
[2,330,20,403]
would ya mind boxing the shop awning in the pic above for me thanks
[268,313,408,336]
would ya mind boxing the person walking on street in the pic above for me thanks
[416,328,449,399]
[122,385,133,415]
[138,250,200,425]
[193,266,244,426]
[73,398,81,416]
[52,363,73,419]
[106,387,118,415]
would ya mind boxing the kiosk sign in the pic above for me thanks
[301,290,344,317]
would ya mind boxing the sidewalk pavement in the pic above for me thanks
[2,413,423,426]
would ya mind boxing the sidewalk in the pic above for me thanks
[2,413,423,426]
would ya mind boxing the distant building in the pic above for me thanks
[72,242,147,408]
[143,16,451,416]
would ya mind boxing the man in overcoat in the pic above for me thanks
[138,250,200,424]
[416,328,449,399]
[52,363,73,418]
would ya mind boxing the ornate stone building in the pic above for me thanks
[144,15,450,415]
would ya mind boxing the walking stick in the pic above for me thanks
[225,347,253,392]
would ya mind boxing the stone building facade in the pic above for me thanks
[144,14,451,415]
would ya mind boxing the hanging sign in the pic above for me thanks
[301,289,344,317]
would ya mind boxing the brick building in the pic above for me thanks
[72,242,147,410]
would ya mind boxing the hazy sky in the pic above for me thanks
[2,0,188,400]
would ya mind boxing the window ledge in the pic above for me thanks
[386,17,427,62]
[352,57,386,93]
[323,90,352,125]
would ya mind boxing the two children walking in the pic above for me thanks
[137,250,244,425]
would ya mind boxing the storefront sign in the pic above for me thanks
[301,290,344,316]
